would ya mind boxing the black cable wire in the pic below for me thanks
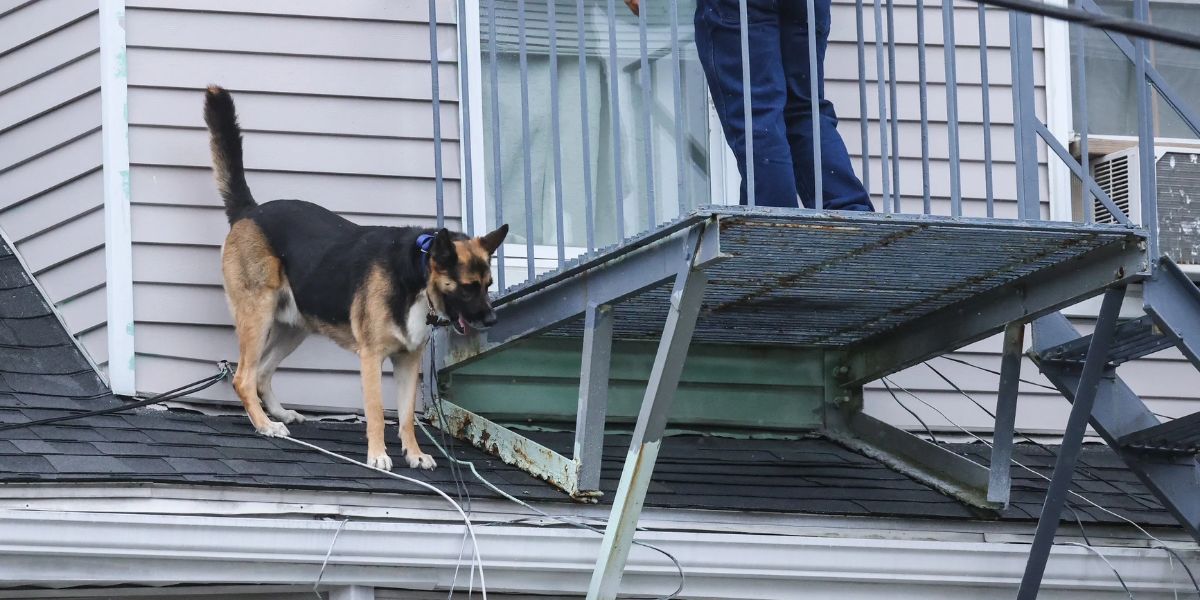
[1066,502,1095,546]
[937,355,1061,392]
[924,361,1162,510]
[0,361,232,432]
[1159,544,1200,598]
[881,378,940,443]
[966,0,1200,51]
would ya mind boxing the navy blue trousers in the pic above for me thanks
[695,0,873,210]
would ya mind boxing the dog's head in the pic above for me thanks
[427,224,509,334]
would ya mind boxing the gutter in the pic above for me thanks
[0,509,1193,598]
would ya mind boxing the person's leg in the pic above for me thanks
[695,0,796,207]
[779,0,873,211]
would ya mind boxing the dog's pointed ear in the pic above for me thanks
[478,224,509,255]
[431,228,457,271]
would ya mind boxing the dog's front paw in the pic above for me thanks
[256,420,290,438]
[367,452,394,471]
[270,409,306,424]
[405,450,437,470]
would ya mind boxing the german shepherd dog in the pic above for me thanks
[203,86,508,470]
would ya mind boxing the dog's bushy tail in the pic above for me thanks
[203,85,256,224]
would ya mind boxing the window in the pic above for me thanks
[1071,0,1200,140]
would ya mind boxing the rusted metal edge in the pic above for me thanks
[824,412,1000,511]
[428,399,602,501]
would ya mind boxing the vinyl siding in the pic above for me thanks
[123,1,461,409]
[0,1,107,372]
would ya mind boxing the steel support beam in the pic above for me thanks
[575,303,614,493]
[989,322,1024,507]
[827,412,996,509]
[846,236,1146,387]
[1017,286,1126,600]
[588,240,708,600]
[428,399,588,498]
[436,220,722,372]
[1033,311,1200,541]
[1144,257,1200,370]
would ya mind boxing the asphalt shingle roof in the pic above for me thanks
[0,234,1180,529]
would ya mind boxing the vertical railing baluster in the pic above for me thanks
[873,0,893,211]
[606,0,626,239]
[739,0,756,207]
[577,0,596,253]
[917,0,932,214]
[518,0,537,282]
[1073,8,1092,223]
[885,0,902,213]
[943,0,963,217]
[979,3,995,217]
[1009,11,1040,220]
[429,0,446,228]
[457,0,475,235]
[549,0,566,266]
[855,0,871,200]
[670,0,687,217]
[486,0,506,288]
[808,0,823,209]
[638,2,657,228]
[1134,0,1158,255]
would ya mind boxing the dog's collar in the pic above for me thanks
[416,234,450,328]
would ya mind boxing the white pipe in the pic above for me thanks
[99,0,136,395]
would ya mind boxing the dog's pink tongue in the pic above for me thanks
[458,315,470,333]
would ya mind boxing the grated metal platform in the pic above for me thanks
[504,207,1147,348]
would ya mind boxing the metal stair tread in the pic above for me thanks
[1118,411,1200,454]
[1037,315,1174,366]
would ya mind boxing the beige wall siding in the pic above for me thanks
[124,0,461,409]
[0,0,107,369]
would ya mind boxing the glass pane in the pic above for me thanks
[480,0,712,253]
[1072,0,1200,140]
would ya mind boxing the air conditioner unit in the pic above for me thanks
[1089,146,1200,267]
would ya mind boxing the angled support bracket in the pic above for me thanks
[989,322,1025,507]
[588,227,709,600]
[1017,286,1127,600]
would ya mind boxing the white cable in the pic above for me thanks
[313,517,350,599]
[281,436,487,599]
[416,419,686,600]
[1063,542,1136,599]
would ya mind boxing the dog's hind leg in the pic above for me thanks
[223,220,289,437]
[257,324,307,424]
[393,349,435,470]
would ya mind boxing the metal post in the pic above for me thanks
[486,0,506,289]
[549,0,567,266]
[1073,0,1092,223]
[576,303,614,493]
[1134,0,1158,256]
[577,0,597,253]
[518,0,537,282]
[855,0,870,199]
[807,0,823,209]
[989,322,1024,506]
[637,4,657,228]
[428,0,445,229]
[872,0,893,211]
[942,0,962,216]
[588,233,708,599]
[1016,286,1126,599]
[979,4,995,217]
[917,0,932,214]
[1009,11,1041,220]
[456,0,475,235]
[738,0,756,207]
[670,0,687,217]
[606,0,627,239]
[885,0,902,212]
